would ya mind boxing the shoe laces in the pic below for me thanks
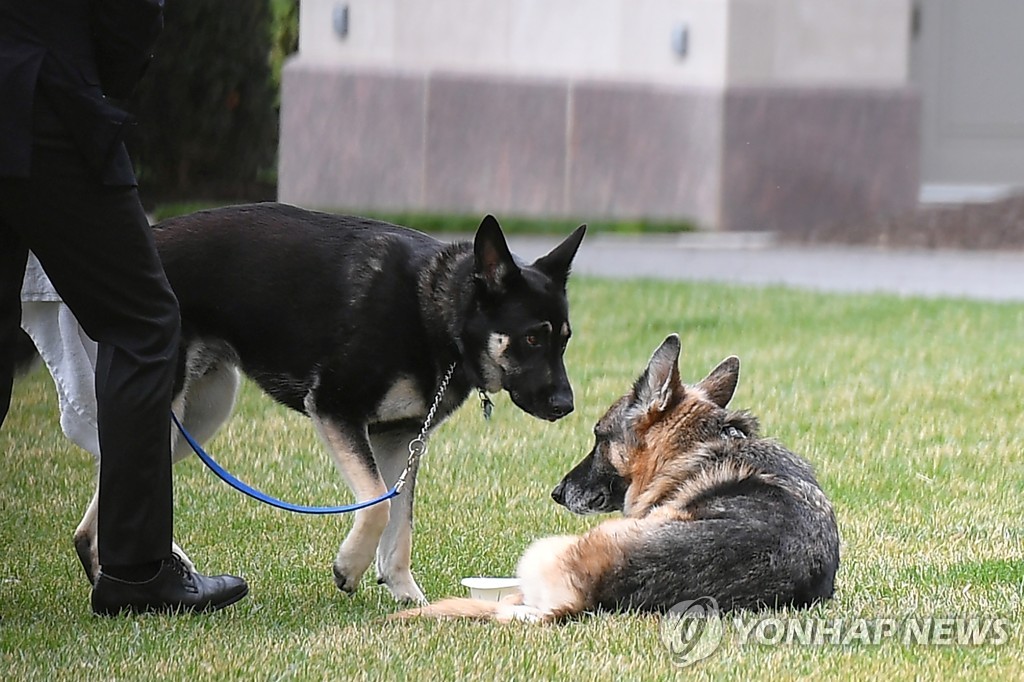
[167,553,196,585]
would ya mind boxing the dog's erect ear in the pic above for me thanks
[697,356,740,408]
[532,224,586,286]
[474,215,521,294]
[631,334,682,415]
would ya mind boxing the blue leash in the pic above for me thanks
[169,361,460,515]
[171,412,399,514]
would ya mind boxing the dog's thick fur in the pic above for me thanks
[71,203,585,604]
[395,334,839,622]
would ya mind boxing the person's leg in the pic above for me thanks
[0,195,30,426]
[12,176,179,570]
[2,150,246,613]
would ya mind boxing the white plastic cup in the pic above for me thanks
[460,577,521,602]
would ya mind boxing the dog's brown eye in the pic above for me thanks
[526,334,541,347]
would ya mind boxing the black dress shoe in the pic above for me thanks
[91,554,249,616]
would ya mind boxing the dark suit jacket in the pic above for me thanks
[0,0,164,185]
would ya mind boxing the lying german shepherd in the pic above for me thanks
[395,334,840,621]
[72,203,585,605]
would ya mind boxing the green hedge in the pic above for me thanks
[126,0,284,201]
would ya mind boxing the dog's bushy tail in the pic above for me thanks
[390,597,551,624]
[390,598,501,621]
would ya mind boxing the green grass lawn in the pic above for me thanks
[2,278,1023,680]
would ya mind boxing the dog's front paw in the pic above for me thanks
[333,535,382,595]
[378,572,427,605]
[332,562,365,594]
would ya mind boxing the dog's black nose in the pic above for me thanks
[551,480,566,505]
[548,394,574,419]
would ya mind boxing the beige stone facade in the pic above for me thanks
[280,0,920,232]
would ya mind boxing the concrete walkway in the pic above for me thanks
[505,233,1024,303]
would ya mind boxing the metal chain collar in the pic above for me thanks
[394,361,458,493]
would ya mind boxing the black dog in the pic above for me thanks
[72,203,585,604]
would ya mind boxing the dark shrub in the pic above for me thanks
[126,0,278,201]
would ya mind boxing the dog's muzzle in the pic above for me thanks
[546,391,574,421]
[511,389,574,422]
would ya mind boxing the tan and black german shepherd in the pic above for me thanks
[395,334,839,622]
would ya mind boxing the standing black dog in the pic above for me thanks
[71,203,585,605]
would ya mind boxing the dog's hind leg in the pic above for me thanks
[73,477,197,583]
[309,410,391,595]
[370,425,426,604]
[165,361,241,574]
[170,362,240,463]
[66,348,240,585]
[73,485,100,583]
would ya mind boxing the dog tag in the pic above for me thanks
[479,391,494,420]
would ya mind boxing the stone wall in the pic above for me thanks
[279,0,920,232]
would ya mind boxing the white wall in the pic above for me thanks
[727,0,911,85]
[298,0,910,87]
[912,0,1024,188]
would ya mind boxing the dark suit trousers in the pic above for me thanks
[0,141,178,567]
